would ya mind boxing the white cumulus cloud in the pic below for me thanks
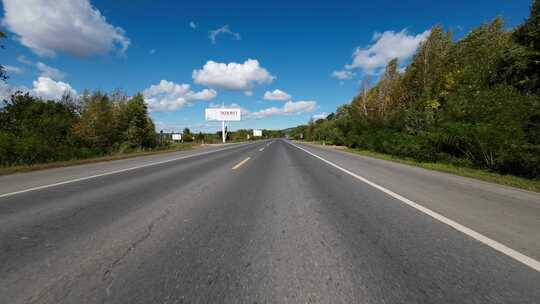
[331,70,354,80]
[1,76,76,101]
[345,29,430,74]
[192,59,274,91]
[36,62,65,80]
[283,100,317,114]
[263,89,291,101]
[247,100,317,119]
[2,0,130,57]
[209,25,240,44]
[32,76,77,100]
[143,80,217,112]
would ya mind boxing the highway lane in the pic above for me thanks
[0,140,267,303]
[0,142,252,196]
[293,141,540,262]
[0,139,539,303]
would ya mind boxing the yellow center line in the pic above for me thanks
[231,157,251,170]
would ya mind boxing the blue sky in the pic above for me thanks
[0,0,532,132]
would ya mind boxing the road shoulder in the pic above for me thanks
[299,141,540,192]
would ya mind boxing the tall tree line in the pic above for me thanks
[0,91,157,166]
[290,1,540,178]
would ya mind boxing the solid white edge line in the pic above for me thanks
[0,143,253,199]
[287,141,540,272]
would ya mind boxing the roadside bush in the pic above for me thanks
[0,91,158,168]
[0,131,15,166]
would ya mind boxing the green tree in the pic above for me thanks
[300,8,540,178]
[496,0,540,94]
[403,26,453,104]
[375,58,406,122]
[514,0,540,51]
[182,127,193,142]
[287,125,308,140]
[73,92,117,152]
[196,132,204,142]
[0,89,160,167]
[0,93,78,165]
[123,94,156,148]
[447,18,512,93]
[401,26,453,132]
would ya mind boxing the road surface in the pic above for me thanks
[1,139,539,303]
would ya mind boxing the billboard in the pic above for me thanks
[253,129,263,137]
[172,133,182,141]
[205,108,241,121]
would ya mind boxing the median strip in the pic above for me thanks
[232,157,251,170]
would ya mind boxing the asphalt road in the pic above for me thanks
[1,139,539,303]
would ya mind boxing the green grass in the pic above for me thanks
[0,142,199,176]
[306,142,540,193]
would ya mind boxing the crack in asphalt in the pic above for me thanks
[101,210,170,302]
